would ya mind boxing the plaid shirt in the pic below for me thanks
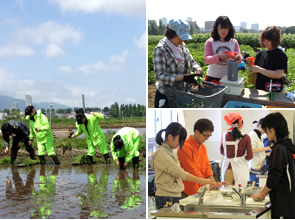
[153,37,200,94]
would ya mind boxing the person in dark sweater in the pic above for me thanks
[251,112,295,219]
[247,26,288,92]
[1,120,36,164]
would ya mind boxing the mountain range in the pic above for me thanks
[0,95,70,111]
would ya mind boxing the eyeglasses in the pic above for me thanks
[201,133,212,139]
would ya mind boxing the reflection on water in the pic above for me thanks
[0,164,146,219]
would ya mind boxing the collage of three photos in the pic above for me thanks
[0,0,295,219]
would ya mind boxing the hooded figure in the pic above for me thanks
[1,120,36,164]
[25,106,60,165]
[72,109,110,165]
[110,127,140,170]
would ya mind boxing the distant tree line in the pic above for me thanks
[1,102,146,118]
[148,19,295,35]
[148,19,200,36]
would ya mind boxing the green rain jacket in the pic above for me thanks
[28,110,53,144]
[110,127,140,163]
[74,113,107,154]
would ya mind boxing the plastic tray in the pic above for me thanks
[164,81,227,108]
[223,101,264,108]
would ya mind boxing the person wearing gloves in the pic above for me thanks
[220,112,253,186]
[248,118,271,186]
[151,122,217,209]
[177,119,225,197]
[252,112,295,219]
[153,18,204,108]
[110,127,141,170]
[71,109,110,165]
[25,105,60,165]
[205,16,242,83]
[1,120,36,164]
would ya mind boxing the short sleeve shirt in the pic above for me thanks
[255,48,288,92]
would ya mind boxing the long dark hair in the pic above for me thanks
[156,122,187,149]
[75,108,85,124]
[211,16,235,41]
[231,119,244,139]
[261,112,289,140]
[25,105,35,116]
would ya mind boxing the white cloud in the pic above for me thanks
[109,50,128,65]
[134,31,146,55]
[77,61,107,75]
[49,0,146,17]
[0,44,35,57]
[77,50,128,75]
[125,97,137,103]
[15,21,82,45]
[46,43,65,57]
[0,21,83,58]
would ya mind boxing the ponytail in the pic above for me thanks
[231,119,244,139]
[155,122,187,148]
[156,129,166,145]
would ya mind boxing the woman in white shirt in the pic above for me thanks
[248,118,271,186]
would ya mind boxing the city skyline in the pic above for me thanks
[148,0,294,31]
[159,17,260,31]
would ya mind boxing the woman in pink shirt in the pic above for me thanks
[204,16,242,83]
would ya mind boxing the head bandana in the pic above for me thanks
[224,112,243,131]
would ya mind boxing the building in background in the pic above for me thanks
[251,23,259,32]
[160,17,167,26]
[205,21,214,31]
[240,22,247,29]
[11,102,18,111]
[25,95,32,107]
[0,112,8,120]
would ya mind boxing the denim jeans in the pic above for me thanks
[155,196,181,209]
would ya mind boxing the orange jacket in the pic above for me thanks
[177,135,213,195]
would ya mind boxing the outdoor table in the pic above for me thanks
[222,88,295,108]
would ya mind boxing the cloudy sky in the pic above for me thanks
[147,0,293,31]
[0,0,146,108]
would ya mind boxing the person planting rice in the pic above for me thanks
[110,127,141,170]
[1,120,36,164]
[25,105,60,165]
[71,109,110,165]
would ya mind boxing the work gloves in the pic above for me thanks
[183,73,201,84]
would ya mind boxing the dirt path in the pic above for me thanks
[148,85,156,108]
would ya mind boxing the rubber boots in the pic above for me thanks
[50,155,61,165]
[39,155,46,165]
[10,153,16,164]
[132,156,139,169]
[103,153,111,164]
[87,155,93,165]
[29,152,36,160]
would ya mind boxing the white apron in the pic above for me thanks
[221,132,249,186]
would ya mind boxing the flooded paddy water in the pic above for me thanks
[0,163,146,219]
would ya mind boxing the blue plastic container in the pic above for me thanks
[223,101,264,108]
